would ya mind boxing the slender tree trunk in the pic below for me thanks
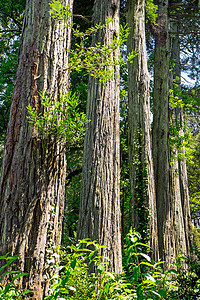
[0,0,73,298]
[126,0,159,260]
[169,21,187,259]
[77,0,122,273]
[170,154,188,256]
[152,0,176,266]
[179,143,193,252]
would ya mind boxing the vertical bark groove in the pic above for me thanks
[77,0,122,274]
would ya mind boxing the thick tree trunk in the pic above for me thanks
[152,0,176,266]
[77,0,122,273]
[126,0,159,260]
[0,0,73,298]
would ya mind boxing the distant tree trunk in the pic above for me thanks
[0,0,73,298]
[170,154,188,257]
[126,0,159,261]
[179,143,193,252]
[152,0,176,266]
[77,0,122,273]
[170,20,193,255]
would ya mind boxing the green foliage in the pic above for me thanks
[27,91,87,149]
[187,133,200,220]
[169,78,199,113]
[46,239,133,300]
[49,0,72,22]
[145,0,158,23]
[167,271,200,300]
[193,228,200,255]
[120,76,132,238]
[49,231,200,300]
[166,247,200,300]
[123,228,169,300]
[169,78,200,164]
[123,229,200,300]
[70,22,136,83]
[50,0,136,83]
[0,253,30,299]
[1,233,200,300]
[0,0,25,28]
[0,0,26,166]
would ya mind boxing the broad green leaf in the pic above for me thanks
[70,258,76,270]
[139,253,151,262]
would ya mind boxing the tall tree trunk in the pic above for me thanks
[152,0,176,266]
[0,0,73,298]
[169,21,187,259]
[170,20,193,254]
[126,0,159,260]
[77,0,122,273]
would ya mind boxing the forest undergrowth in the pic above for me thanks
[0,228,200,300]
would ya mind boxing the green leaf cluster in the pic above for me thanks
[49,0,72,22]
[0,253,30,299]
[49,1,137,83]
[0,0,26,165]
[145,0,158,23]
[123,228,166,299]
[187,133,200,220]
[69,22,136,83]
[27,91,88,149]
[169,78,200,164]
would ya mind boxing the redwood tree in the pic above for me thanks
[77,0,122,273]
[169,17,192,255]
[0,0,73,298]
[126,0,159,260]
[152,0,176,265]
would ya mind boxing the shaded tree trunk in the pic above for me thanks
[0,0,73,298]
[169,21,187,259]
[152,0,176,266]
[179,144,193,252]
[126,0,159,260]
[77,0,122,273]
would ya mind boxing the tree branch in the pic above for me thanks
[73,14,92,24]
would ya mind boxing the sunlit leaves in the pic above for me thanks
[49,1,137,83]
[27,91,88,149]
[145,0,158,23]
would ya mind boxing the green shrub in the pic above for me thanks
[2,231,200,300]
[46,230,181,300]
[46,239,134,299]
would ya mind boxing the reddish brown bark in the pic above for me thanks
[77,0,122,273]
[126,0,159,261]
[0,0,73,298]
